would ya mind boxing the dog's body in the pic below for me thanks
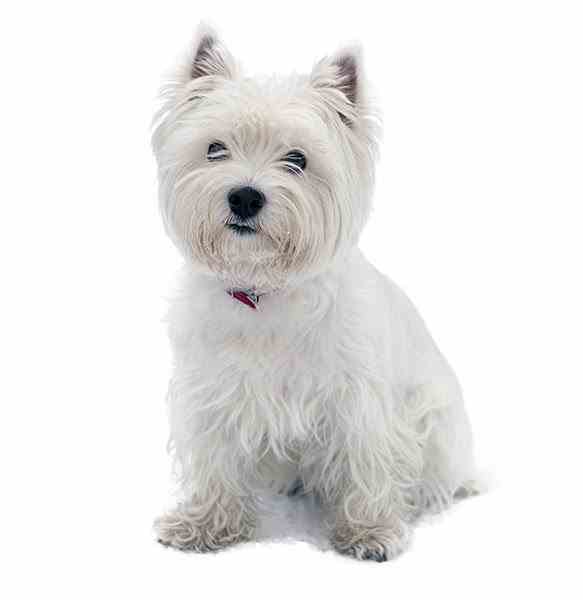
[153,24,476,561]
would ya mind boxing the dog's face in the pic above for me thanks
[153,25,380,292]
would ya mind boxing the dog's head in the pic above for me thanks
[153,24,380,292]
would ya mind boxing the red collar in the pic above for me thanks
[227,289,261,310]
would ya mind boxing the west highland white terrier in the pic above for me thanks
[152,23,476,562]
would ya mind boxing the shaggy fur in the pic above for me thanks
[152,23,476,562]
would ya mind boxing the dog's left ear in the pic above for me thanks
[310,45,364,125]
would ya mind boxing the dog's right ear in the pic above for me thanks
[189,24,236,81]
[173,23,237,87]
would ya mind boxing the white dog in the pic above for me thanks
[152,23,476,562]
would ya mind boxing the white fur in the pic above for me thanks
[152,23,476,561]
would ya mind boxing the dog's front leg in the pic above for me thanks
[310,396,420,561]
[156,489,255,553]
[155,439,256,552]
[328,488,411,562]
[324,459,413,561]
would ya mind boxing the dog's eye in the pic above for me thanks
[282,150,307,173]
[207,141,229,161]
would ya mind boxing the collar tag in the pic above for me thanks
[228,289,259,310]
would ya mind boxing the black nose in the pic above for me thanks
[228,186,265,220]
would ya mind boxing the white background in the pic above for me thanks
[1,1,582,598]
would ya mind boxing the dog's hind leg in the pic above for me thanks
[404,377,478,517]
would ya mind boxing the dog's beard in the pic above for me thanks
[172,170,339,292]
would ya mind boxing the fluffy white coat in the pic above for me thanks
[153,23,476,561]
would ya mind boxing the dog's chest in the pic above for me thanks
[189,313,344,442]
[172,280,388,446]
[214,321,337,392]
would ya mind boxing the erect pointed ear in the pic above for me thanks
[184,23,237,82]
[310,44,364,125]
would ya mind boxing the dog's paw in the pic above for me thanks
[331,522,410,562]
[454,480,481,500]
[155,511,252,553]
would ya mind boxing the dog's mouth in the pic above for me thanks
[227,223,257,235]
